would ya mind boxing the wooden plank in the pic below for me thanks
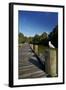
[18,43,46,79]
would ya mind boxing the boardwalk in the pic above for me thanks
[18,43,47,79]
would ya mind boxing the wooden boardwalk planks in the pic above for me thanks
[18,43,46,79]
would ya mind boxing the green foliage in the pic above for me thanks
[49,25,58,48]
[40,32,48,40]
[39,32,48,45]
[18,25,58,48]
[27,37,33,43]
[33,34,40,44]
[19,32,26,43]
[32,32,48,46]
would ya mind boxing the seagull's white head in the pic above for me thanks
[49,41,51,45]
[49,41,55,48]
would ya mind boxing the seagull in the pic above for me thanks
[49,41,55,48]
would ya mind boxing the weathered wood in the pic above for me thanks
[18,43,46,79]
[30,44,38,55]
[45,48,57,77]
[34,45,38,54]
[30,44,33,49]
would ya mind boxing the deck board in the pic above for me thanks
[18,43,46,79]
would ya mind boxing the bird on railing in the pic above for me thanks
[49,41,55,48]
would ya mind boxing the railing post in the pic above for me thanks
[34,45,38,54]
[45,48,57,77]
[30,44,33,49]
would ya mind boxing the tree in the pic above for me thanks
[27,37,33,44]
[39,32,48,45]
[33,34,40,44]
[49,25,58,48]
[18,32,26,43]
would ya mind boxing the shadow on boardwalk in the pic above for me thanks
[29,58,45,71]
[18,43,46,79]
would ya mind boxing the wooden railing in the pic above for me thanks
[30,44,58,77]
[45,48,58,77]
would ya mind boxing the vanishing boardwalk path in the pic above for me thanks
[18,43,46,79]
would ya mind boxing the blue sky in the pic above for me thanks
[18,10,58,37]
